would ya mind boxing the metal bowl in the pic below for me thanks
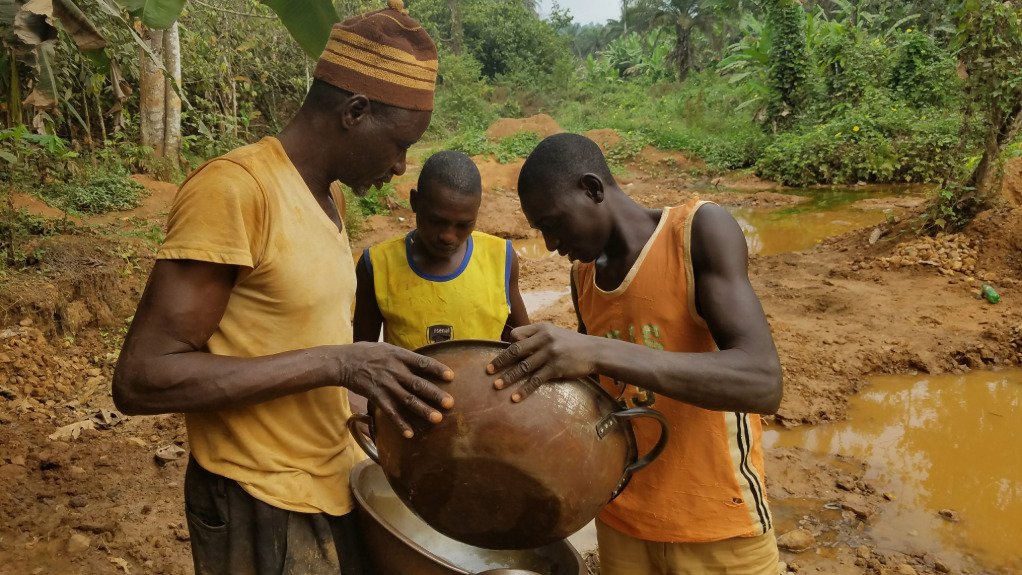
[350,460,584,575]
[348,339,668,550]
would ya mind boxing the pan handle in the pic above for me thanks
[346,413,380,464]
[608,407,670,498]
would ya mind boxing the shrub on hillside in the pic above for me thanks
[42,173,147,215]
[755,100,963,186]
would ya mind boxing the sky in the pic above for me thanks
[537,0,620,25]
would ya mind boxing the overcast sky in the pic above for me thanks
[537,0,620,25]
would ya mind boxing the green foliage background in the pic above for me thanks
[0,0,1014,260]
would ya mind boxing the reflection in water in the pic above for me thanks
[731,208,894,256]
[517,186,920,258]
[766,371,1022,572]
[522,289,570,315]
[727,186,920,256]
[513,238,555,260]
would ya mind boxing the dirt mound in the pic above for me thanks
[475,157,524,194]
[11,193,68,219]
[0,323,192,575]
[581,128,622,152]
[1001,157,1022,205]
[966,205,1022,279]
[711,191,804,209]
[486,114,562,141]
[0,234,151,337]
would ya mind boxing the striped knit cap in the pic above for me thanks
[313,0,437,111]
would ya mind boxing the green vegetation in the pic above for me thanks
[41,171,146,215]
[1,0,1019,266]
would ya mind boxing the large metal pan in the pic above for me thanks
[348,339,668,550]
[350,460,583,575]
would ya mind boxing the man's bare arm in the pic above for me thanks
[113,259,453,436]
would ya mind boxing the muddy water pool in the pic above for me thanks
[728,186,922,256]
[766,370,1022,572]
[514,186,923,263]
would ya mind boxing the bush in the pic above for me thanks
[494,131,541,163]
[0,206,72,269]
[0,126,77,186]
[556,72,768,171]
[439,130,496,157]
[888,31,960,108]
[755,97,964,186]
[41,172,147,215]
[430,51,498,138]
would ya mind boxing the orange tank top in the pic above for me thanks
[573,198,772,543]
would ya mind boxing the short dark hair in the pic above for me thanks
[417,150,482,198]
[518,133,615,198]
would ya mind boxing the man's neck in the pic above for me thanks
[604,193,661,263]
[409,230,468,276]
[277,118,336,200]
[594,193,661,290]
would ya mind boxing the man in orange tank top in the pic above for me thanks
[488,133,783,574]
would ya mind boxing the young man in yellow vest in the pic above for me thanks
[354,150,529,349]
[487,134,783,574]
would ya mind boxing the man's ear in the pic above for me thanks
[341,94,371,129]
[580,173,605,204]
[409,188,420,213]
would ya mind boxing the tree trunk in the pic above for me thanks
[448,0,464,55]
[7,47,22,127]
[674,21,693,81]
[139,26,166,157]
[970,108,1003,201]
[163,22,182,169]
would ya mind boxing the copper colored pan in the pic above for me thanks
[348,339,668,550]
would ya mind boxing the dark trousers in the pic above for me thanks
[184,457,369,575]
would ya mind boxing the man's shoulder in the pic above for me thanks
[217,137,279,164]
[470,230,510,252]
[182,138,277,186]
[367,233,410,259]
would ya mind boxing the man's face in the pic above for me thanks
[412,184,480,258]
[521,183,609,264]
[349,107,432,197]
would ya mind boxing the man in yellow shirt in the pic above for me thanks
[353,150,529,349]
[112,3,453,574]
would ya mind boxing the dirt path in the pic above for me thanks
[3,119,1021,574]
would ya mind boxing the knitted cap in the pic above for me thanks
[313,0,437,111]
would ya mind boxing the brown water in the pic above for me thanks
[731,207,893,256]
[513,238,555,261]
[765,370,1022,572]
[521,289,570,314]
[515,187,917,259]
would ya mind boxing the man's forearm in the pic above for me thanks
[114,345,342,415]
[588,337,782,414]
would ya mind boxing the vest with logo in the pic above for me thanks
[365,230,512,350]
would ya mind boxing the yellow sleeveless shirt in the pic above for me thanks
[365,231,512,350]
[574,198,772,543]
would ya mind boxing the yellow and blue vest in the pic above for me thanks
[364,231,513,350]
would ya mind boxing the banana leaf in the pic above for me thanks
[259,0,338,59]
[53,0,105,50]
[116,0,185,29]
